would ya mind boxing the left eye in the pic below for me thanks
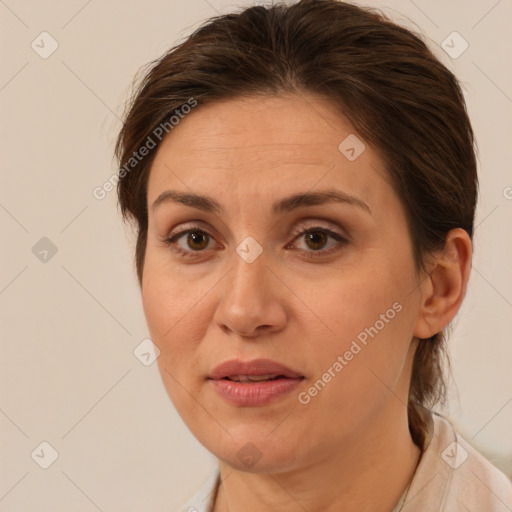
[291,227,346,253]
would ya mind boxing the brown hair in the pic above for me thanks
[115,0,477,449]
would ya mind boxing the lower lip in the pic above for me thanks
[209,378,303,406]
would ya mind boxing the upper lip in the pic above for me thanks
[208,358,304,380]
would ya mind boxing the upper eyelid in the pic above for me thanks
[292,219,348,236]
[167,221,217,240]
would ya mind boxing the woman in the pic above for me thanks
[115,1,512,510]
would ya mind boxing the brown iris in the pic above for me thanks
[304,230,328,251]
[187,231,209,250]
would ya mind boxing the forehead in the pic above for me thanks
[147,94,390,210]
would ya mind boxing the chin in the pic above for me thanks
[204,426,304,474]
[219,450,302,474]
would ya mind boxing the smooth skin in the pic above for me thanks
[142,94,472,512]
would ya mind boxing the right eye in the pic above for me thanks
[165,228,218,257]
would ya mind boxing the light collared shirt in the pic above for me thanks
[178,413,512,511]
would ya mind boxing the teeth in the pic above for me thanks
[228,374,279,382]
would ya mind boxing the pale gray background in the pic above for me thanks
[1,0,511,510]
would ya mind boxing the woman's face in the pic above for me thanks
[143,94,426,472]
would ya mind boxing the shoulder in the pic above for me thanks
[440,414,512,511]
[176,470,220,512]
[404,412,512,511]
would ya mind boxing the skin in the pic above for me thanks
[142,94,472,512]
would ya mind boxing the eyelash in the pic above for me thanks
[163,223,349,260]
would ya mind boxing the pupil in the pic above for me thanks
[188,231,208,250]
[306,231,327,250]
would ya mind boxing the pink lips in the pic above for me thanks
[208,358,304,406]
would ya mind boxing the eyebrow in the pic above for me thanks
[151,188,371,216]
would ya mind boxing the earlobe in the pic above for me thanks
[413,228,472,339]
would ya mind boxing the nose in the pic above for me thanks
[212,246,287,338]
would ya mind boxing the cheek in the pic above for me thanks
[142,271,213,421]
[307,263,410,346]
[141,261,211,380]
[301,261,417,399]
[141,249,213,343]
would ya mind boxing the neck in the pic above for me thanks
[213,404,421,512]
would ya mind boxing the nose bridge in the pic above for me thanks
[213,239,286,336]
[227,240,268,306]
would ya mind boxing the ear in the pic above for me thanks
[413,228,472,339]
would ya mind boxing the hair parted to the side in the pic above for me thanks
[115,0,478,449]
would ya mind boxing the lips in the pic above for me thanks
[208,358,304,381]
[207,358,304,406]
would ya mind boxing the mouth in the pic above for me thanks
[208,359,304,406]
